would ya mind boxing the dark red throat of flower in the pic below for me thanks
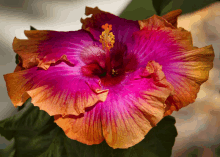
[81,23,137,86]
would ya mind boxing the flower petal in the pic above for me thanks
[80,6,139,44]
[133,21,214,115]
[138,14,175,30]
[53,61,173,148]
[79,42,106,69]
[164,45,214,115]
[4,62,108,116]
[162,9,182,28]
[13,30,94,69]
[132,27,193,68]
[54,102,104,145]
[101,61,174,148]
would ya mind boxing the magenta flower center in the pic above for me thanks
[81,23,137,86]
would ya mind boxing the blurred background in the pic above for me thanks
[0,0,219,156]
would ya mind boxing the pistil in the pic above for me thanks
[105,48,111,76]
[99,23,115,76]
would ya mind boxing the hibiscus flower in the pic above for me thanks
[4,7,214,149]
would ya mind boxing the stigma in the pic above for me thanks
[99,23,115,51]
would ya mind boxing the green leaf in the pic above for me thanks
[0,99,52,139]
[15,54,19,64]
[0,123,15,141]
[14,123,59,156]
[119,0,156,20]
[120,0,218,20]
[152,0,172,15]
[17,98,30,111]
[0,101,177,157]
[171,0,218,15]
[30,26,37,30]
[0,141,15,157]
[0,99,32,140]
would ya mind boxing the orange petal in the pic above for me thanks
[13,30,94,70]
[54,103,104,145]
[37,54,69,70]
[165,27,193,51]
[81,6,106,30]
[162,9,182,28]
[13,36,40,69]
[4,63,109,116]
[138,14,175,30]
[164,45,214,116]
[14,62,25,72]
[27,85,108,116]
[4,70,33,107]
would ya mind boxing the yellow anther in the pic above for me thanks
[99,23,115,51]
[112,69,118,76]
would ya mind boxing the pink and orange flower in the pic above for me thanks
[4,7,214,149]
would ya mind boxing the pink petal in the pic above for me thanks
[4,62,108,116]
[13,30,95,69]
[100,61,174,148]
[80,6,139,45]
[133,19,214,115]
